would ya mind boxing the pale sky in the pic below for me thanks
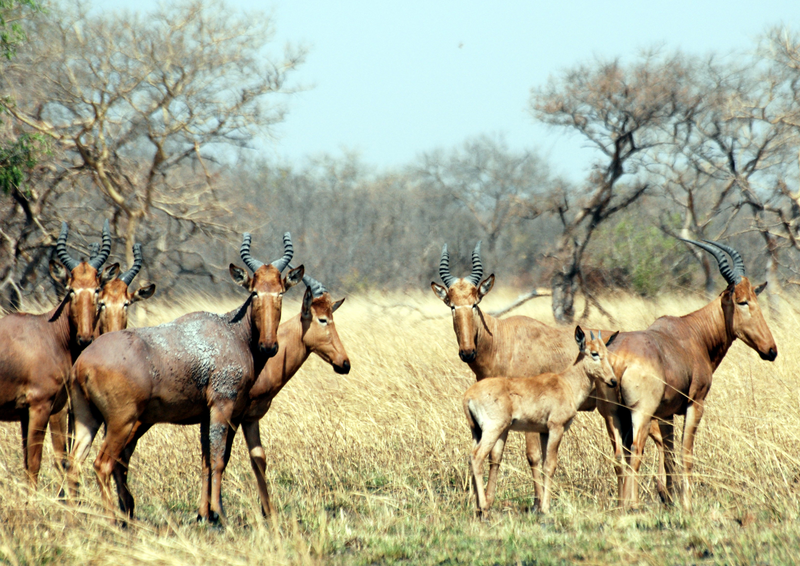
[100,0,800,181]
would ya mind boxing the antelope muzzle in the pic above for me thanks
[459,349,477,363]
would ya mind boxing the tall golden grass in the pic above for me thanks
[1,288,799,565]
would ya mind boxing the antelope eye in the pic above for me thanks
[737,300,749,306]
[450,306,455,311]
[472,304,478,310]
[318,318,328,325]
[591,352,600,360]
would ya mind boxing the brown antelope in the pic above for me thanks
[205,272,351,518]
[464,326,619,516]
[431,242,665,510]
[67,233,303,523]
[49,241,156,475]
[601,239,777,510]
[0,221,111,486]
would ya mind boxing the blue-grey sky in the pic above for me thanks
[102,0,800,181]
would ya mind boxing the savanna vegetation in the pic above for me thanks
[3,0,800,564]
[2,290,799,565]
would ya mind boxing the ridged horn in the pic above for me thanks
[240,233,264,273]
[119,243,143,286]
[680,238,740,285]
[703,240,745,278]
[88,242,100,261]
[467,240,483,286]
[270,232,294,273]
[303,274,327,298]
[88,219,111,270]
[438,244,456,288]
[288,263,327,298]
[55,222,80,271]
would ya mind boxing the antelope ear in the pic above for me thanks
[285,265,304,290]
[477,274,495,302]
[229,264,251,288]
[100,263,120,286]
[574,325,586,352]
[431,282,448,302]
[302,286,314,318]
[605,330,620,348]
[131,283,156,303]
[49,260,69,287]
[755,281,768,296]
[332,297,345,313]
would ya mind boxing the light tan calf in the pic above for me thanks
[464,326,619,516]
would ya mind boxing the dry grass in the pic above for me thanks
[2,288,799,565]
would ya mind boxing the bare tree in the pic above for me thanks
[530,51,701,323]
[1,0,304,303]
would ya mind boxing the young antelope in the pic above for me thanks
[463,326,619,516]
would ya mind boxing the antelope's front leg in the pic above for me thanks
[24,403,52,488]
[206,404,235,525]
[242,421,275,517]
[680,401,705,511]
[485,430,508,508]
[540,426,565,514]
[49,406,69,478]
[524,431,544,510]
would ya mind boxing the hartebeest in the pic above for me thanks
[203,272,351,518]
[0,221,110,486]
[601,239,777,510]
[49,241,156,474]
[431,242,664,510]
[464,326,619,516]
[67,233,303,523]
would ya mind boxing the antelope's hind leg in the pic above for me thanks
[470,426,505,518]
[524,431,544,511]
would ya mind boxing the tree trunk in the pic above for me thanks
[551,267,578,324]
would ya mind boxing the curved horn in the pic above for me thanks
[303,274,327,298]
[88,242,100,261]
[240,233,264,273]
[288,263,327,298]
[88,219,111,269]
[55,222,80,271]
[703,240,745,278]
[270,232,294,272]
[119,243,143,286]
[680,238,739,285]
[438,244,456,288]
[467,240,483,286]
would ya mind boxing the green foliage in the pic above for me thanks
[0,0,41,60]
[0,132,47,197]
[588,212,683,296]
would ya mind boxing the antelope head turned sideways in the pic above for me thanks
[681,238,777,362]
[229,232,304,358]
[300,272,351,375]
[576,326,619,389]
[48,220,112,347]
[431,241,495,362]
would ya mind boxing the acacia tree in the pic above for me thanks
[530,52,701,323]
[1,0,304,303]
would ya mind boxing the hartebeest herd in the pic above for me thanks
[0,221,778,523]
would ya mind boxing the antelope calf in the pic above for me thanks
[464,326,619,516]
[432,241,662,509]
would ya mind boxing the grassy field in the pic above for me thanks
[1,288,799,565]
